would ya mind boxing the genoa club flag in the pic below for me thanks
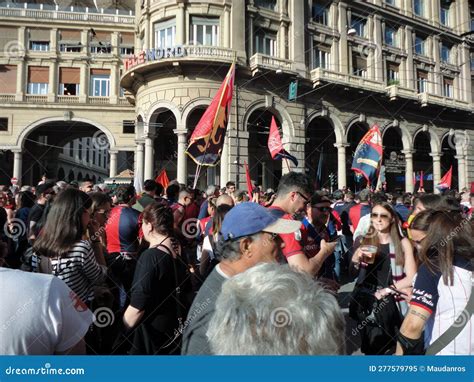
[186,63,235,166]
[267,116,298,167]
[436,166,453,191]
[351,124,383,186]
[155,169,170,189]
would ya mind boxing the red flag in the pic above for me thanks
[419,171,424,190]
[351,124,383,186]
[186,63,235,166]
[268,116,284,159]
[155,170,169,189]
[244,161,253,197]
[436,166,452,191]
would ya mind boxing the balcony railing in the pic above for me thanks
[89,96,110,104]
[57,95,80,104]
[25,94,48,103]
[185,45,236,61]
[0,94,15,102]
[385,84,417,100]
[0,3,134,24]
[310,67,384,93]
[418,92,470,110]
[249,53,293,72]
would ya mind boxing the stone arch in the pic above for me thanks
[57,167,65,181]
[68,169,75,182]
[381,121,412,151]
[146,100,182,127]
[413,127,441,154]
[181,98,212,129]
[306,110,345,144]
[16,117,116,150]
[243,100,295,139]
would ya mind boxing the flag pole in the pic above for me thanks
[284,158,291,172]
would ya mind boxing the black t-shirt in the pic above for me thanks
[129,246,187,355]
[28,203,45,225]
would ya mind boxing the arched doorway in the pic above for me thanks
[413,131,433,192]
[305,117,337,191]
[347,121,369,191]
[441,135,458,191]
[78,172,83,181]
[150,109,177,181]
[0,150,14,185]
[247,109,282,190]
[21,120,111,186]
[68,170,75,182]
[382,127,405,193]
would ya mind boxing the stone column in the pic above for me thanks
[109,63,119,103]
[335,143,348,189]
[290,0,306,75]
[48,60,57,102]
[456,155,467,191]
[247,15,254,58]
[402,149,414,193]
[430,152,442,193]
[13,151,22,185]
[109,150,118,178]
[223,5,231,48]
[279,21,287,59]
[405,26,414,89]
[460,43,472,103]
[432,35,441,95]
[79,64,88,103]
[175,130,188,185]
[176,4,185,45]
[144,137,154,181]
[135,140,145,182]
[50,28,58,54]
[16,59,25,101]
[373,14,383,82]
[338,2,349,74]
[220,130,229,187]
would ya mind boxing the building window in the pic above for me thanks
[254,0,277,11]
[190,17,219,46]
[413,0,424,17]
[387,64,399,85]
[69,142,73,157]
[384,26,398,47]
[90,75,110,97]
[417,71,428,93]
[86,139,90,163]
[30,41,49,51]
[78,140,82,160]
[59,83,79,96]
[441,44,451,64]
[59,44,81,52]
[27,83,48,94]
[123,120,135,134]
[351,16,367,38]
[414,35,425,55]
[443,78,453,97]
[312,47,330,69]
[255,32,277,56]
[154,19,176,49]
[0,118,8,131]
[385,0,396,6]
[120,47,134,56]
[471,52,474,71]
[440,5,450,26]
[352,55,367,77]
[90,45,111,54]
[312,1,329,25]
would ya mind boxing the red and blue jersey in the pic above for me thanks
[348,203,371,232]
[105,205,141,254]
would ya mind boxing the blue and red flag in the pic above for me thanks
[267,116,298,167]
[436,166,452,191]
[351,124,383,187]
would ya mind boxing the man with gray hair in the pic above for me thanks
[181,202,301,355]
[207,263,346,355]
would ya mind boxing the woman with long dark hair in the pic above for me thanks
[350,201,416,354]
[123,201,188,355]
[396,210,474,355]
[33,188,106,304]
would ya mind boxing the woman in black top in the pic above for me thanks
[123,201,188,355]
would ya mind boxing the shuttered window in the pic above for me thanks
[0,65,17,94]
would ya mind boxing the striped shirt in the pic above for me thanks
[50,240,106,303]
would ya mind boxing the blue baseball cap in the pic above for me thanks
[220,202,301,241]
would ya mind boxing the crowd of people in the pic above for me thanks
[0,173,472,356]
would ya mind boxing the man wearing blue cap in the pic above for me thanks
[181,202,301,355]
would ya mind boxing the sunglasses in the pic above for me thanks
[371,213,391,220]
[296,191,310,205]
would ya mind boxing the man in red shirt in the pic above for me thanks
[268,172,336,276]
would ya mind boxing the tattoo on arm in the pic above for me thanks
[409,309,429,321]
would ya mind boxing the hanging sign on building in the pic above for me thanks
[124,46,187,71]
[385,151,406,173]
